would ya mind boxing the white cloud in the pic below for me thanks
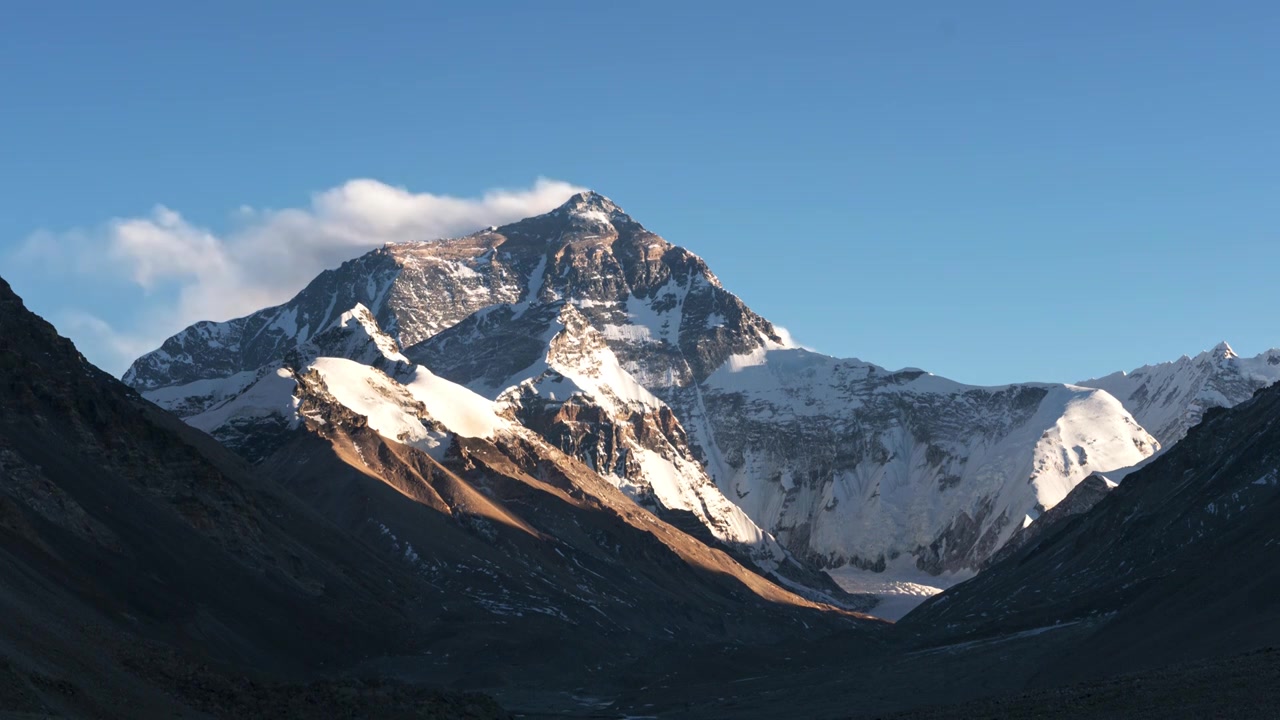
[15,177,585,375]
[109,206,230,289]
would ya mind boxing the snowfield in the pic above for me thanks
[827,559,974,621]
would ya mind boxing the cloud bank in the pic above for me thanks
[15,178,585,375]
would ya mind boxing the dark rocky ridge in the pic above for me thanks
[983,472,1117,568]
[0,276,508,717]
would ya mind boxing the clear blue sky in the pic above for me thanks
[2,1,1277,384]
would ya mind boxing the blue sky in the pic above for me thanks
[2,1,1277,384]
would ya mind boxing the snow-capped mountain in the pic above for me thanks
[1079,342,1280,447]
[123,192,780,393]
[126,191,1157,596]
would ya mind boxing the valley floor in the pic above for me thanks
[876,646,1280,720]
[487,620,1280,719]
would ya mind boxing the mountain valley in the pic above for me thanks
[4,193,1280,718]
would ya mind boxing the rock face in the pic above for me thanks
[489,303,791,567]
[127,191,1157,583]
[1079,342,1280,447]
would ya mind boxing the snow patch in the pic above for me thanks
[143,369,261,415]
[402,365,508,439]
[187,368,301,433]
[311,357,508,446]
[309,358,451,454]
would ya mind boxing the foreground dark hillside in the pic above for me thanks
[877,647,1280,720]
[0,277,511,717]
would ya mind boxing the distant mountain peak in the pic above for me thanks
[553,190,629,225]
[1081,340,1280,447]
[1209,340,1238,361]
[559,189,620,210]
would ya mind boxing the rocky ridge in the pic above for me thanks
[1080,341,1280,447]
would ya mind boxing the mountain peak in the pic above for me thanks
[1210,341,1238,361]
[553,190,629,225]
[561,189,619,209]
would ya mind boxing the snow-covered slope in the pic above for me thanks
[126,191,1158,597]
[204,354,508,458]
[146,299,800,582]
[1079,342,1280,448]
[692,348,1154,573]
